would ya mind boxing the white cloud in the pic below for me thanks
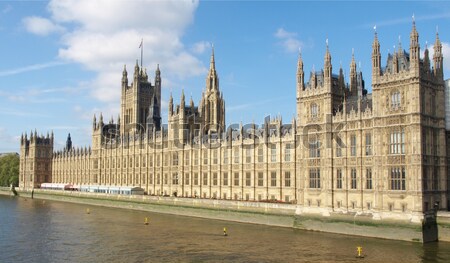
[191,41,211,54]
[0,61,66,77]
[23,0,206,108]
[22,16,65,36]
[274,27,303,53]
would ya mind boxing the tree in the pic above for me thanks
[0,154,19,187]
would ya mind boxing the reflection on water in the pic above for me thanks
[1,195,450,263]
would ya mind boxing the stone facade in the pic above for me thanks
[19,22,448,221]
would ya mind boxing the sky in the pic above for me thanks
[1,0,450,153]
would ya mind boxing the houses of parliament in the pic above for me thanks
[19,21,449,221]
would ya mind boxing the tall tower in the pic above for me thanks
[19,131,53,190]
[120,61,161,135]
[200,47,225,134]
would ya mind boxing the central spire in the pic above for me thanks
[210,44,215,71]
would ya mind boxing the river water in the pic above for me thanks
[1,195,450,263]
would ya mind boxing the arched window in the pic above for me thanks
[391,91,401,108]
[311,103,318,118]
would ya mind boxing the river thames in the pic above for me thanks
[1,195,450,262]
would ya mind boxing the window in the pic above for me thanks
[164,154,168,166]
[156,155,160,167]
[391,91,401,108]
[311,103,318,118]
[258,172,264,186]
[172,173,178,185]
[223,150,228,164]
[271,172,277,187]
[336,141,342,157]
[271,147,277,162]
[234,148,239,164]
[366,168,372,189]
[284,144,291,162]
[149,173,153,185]
[284,171,291,187]
[157,174,161,184]
[246,148,251,163]
[351,168,357,189]
[223,172,228,186]
[194,173,199,185]
[309,139,320,158]
[185,173,190,185]
[432,167,439,190]
[203,173,208,185]
[213,173,218,186]
[365,133,372,156]
[203,150,208,165]
[336,169,342,189]
[184,152,189,165]
[194,151,198,165]
[245,172,251,186]
[213,150,218,165]
[390,129,405,154]
[258,147,264,162]
[234,172,240,186]
[423,169,428,191]
[390,167,406,190]
[309,168,320,188]
[350,135,356,156]
[164,173,168,185]
[172,153,178,166]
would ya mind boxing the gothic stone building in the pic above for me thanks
[19,22,448,221]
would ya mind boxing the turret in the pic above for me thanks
[324,39,332,83]
[409,16,420,73]
[372,26,381,80]
[93,114,97,130]
[169,93,173,116]
[424,42,431,75]
[206,45,219,92]
[122,64,128,88]
[134,59,139,80]
[433,28,443,78]
[296,50,304,96]
[350,49,357,95]
[155,64,161,111]
[65,133,72,151]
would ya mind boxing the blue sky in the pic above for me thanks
[1,0,450,153]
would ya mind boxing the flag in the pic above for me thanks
[139,39,143,48]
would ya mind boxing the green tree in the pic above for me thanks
[0,154,19,187]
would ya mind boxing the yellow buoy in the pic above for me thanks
[356,246,364,258]
[223,227,228,236]
[144,217,149,225]
[86,208,90,214]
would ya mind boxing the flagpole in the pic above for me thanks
[140,38,143,69]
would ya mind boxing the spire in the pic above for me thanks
[156,64,160,76]
[372,25,381,79]
[190,96,194,108]
[398,35,402,53]
[181,89,185,108]
[324,38,332,80]
[169,92,173,116]
[210,44,215,71]
[134,59,139,78]
[297,48,304,92]
[350,49,357,95]
[206,45,219,92]
[433,26,443,77]
[66,133,72,151]
[93,114,97,130]
[409,15,420,72]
